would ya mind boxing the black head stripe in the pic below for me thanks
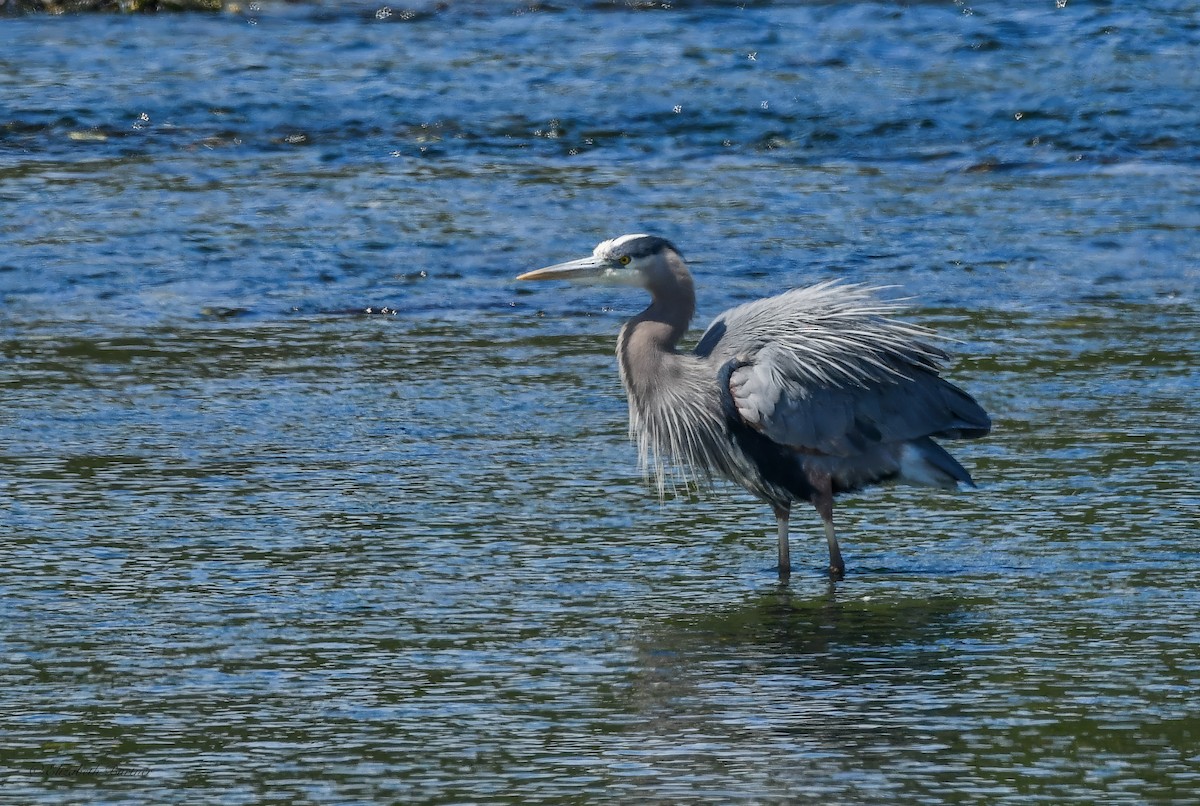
[621,235,681,260]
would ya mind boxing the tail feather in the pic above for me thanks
[937,382,992,439]
[899,437,975,489]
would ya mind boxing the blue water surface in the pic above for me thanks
[1,2,1198,803]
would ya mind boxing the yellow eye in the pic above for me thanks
[618,255,631,265]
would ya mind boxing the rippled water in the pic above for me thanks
[2,2,1199,802]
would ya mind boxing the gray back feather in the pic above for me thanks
[695,281,990,456]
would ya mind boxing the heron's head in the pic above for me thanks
[516,234,686,290]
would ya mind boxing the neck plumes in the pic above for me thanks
[615,259,727,492]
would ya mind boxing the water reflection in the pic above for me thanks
[605,587,978,799]
[647,585,970,659]
[633,586,976,716]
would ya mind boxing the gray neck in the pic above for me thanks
[623,250,696,353]
[617,251,696,409]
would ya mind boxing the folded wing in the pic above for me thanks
[695,282,991,458]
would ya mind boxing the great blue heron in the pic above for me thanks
[516,234,991,578]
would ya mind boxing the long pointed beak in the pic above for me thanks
[515,255,610,282]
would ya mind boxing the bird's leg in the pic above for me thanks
[773,504,791,578]
[808,474,845,578]
[823,518,845,580]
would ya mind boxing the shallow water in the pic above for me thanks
[2,2,1199,803]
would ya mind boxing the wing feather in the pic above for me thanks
[697,281,991,455]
